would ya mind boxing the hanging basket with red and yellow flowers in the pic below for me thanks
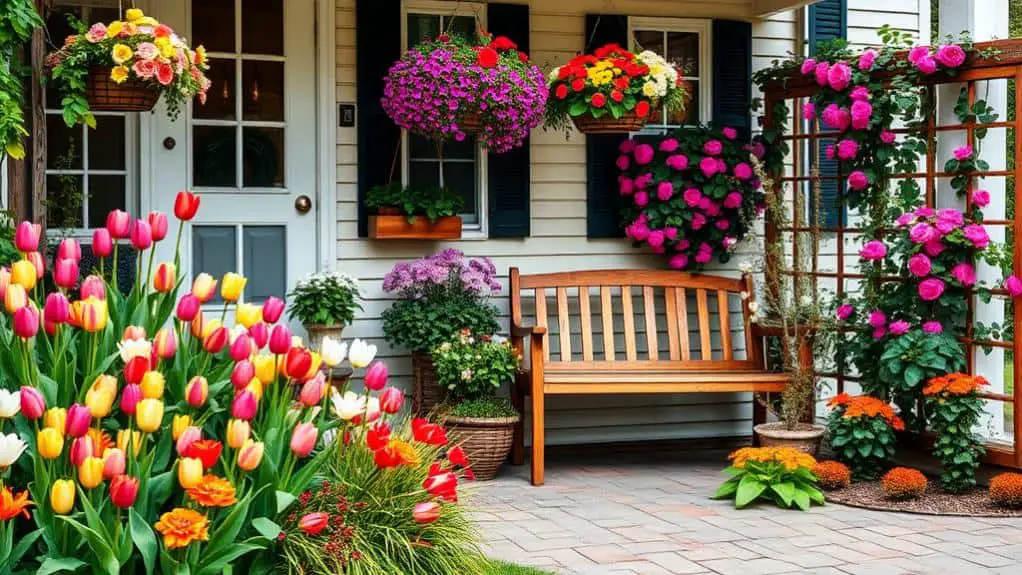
[545,43,688,134]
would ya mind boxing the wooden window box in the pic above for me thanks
[367,209,462,240]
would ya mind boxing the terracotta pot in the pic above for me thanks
[571,108,657,134]
[304,323,344,355]
[85,67,160,112]
[754,422,826,455]
[412,353,445,415]
[445,414,520,481]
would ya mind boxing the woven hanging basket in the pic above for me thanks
[412,352,445,416]
[571,108,654,134]
[457,113,484,135]
[85,68,161,112]
[445,414,519,481]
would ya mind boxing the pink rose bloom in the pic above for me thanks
[918,278,946,301]
[889,320,911,336]
[698,197,712,210]
[691,213,707,230]
[849,86,870,101]
[836,139,858,160]
[803,101,816,119]
[659,138,680,152]
[800,58,817,75]
[628,221,650,241]
[923,240,946,257]
[1004,275,1022,297]
[722,127,738,140]
[858,49,877,71]
[716,158,728,174]
[723,192,743,209]
[669,254,689,270]
[136,42,158,61]
[836,303,854,321]
[635,173,653,189]
[953,146,973,161]
[847,171,869,190]
[683,188,702,207]
[907,253,932,277]
[909,222,937,244]
[656,181,674,201]
[86,23,107,43]
[647,230,666,248]
[705,202,721,217]
[873,326,888,339]
[665,227,678,240]
[699,156,719,178]
[676,239,691,251]
[619,139,636,154]
[132,60,156,80]
[936,208,963,232]
[915,207,935,217]
[916,56,938,75]
[908,46,930,64]
[821,104,850,131]
[951,262,976,286]
[695,250,713,264]
[962,224,990,248]
[715,220,731,231]
[880,130,896,144]
[634,191,649,207]
[868,310,887,328]
[850,100,872,130]
[619,176,634,196]
[634,144,655,165]
[814,61,830,86]
[616,155,630,171]
[825,145,835,160]
[723,236,738,249]
[971,189,991,207]
[666,154,689,171]
[703,140,723,156]
[936,44,966,68]
[734,163,753,180]
[859,240,887,260]
[827,61,852,91]
[922,321,944,334]
[894,213,913,227]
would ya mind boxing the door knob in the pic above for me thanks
[295,195,313,214]
[162,137,176,150]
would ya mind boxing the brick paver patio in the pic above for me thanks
[474,450,1022,574]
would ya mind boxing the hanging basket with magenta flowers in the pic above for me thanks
[546,43,688,134]
[45,8,210,126]
[382,33,547,154]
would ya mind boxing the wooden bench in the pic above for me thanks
[508,268,787,486]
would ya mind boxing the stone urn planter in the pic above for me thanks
[304,323,344,355]
[754,422,826,455]
[445,414,520,481]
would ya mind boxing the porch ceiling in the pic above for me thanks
[752,0,819,18]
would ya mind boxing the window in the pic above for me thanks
[402,1,487,234]
[629,18,712,133]
[44,7,135,232]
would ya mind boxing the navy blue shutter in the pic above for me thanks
[585,14,629,239]
[356,0,402,238]
[809,0,847,229]
[712,20,752,140]
[487,4,531,238]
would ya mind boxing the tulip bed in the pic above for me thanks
[0,195,480,574]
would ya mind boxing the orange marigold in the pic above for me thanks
[881,467,928,500]
[728,447,816,471]
[154,507,209,549]
[813,460,851,490]
[923,373,987,397]
[827,393,853,408]
[989,472,1022,509]
[0,486,32,521]
[835,395,905,431]
[186,475,237,508]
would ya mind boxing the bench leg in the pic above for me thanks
[531,383,545,486]
[511,375,525,466]
[752,394,767,446]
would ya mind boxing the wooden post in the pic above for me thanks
[30,0,46,231]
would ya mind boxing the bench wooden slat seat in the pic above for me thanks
[508,267,784,486]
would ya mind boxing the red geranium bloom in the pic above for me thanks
[555,84,569,99]
[412,418,448,446]
[571,79,585,92]
[557,67,571,80]
[518,51,529,62]
[614,77,630,90]
[186,439,223,469]
[610,90,624,103]
[635,100,651,118]
[488,36,517,51]
[477,47,499,68]
[594,43,625,59]
[591,93,607,108]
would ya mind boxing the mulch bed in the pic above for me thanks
[825,481,1022,517]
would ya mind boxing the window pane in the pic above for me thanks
[46,115,82,170]
[193,226,237,303]
[241,60,284,121]
[89,116,126,171]
[444,138,476,159]
[243,226,286,301]
[194,59,237,120]
[242,127,284,187]
[633,30,664,54]
[46,175,83,229]
[193,0,235,53]
[446,16,476,39]
[242,0,284,55]
[408,14,440,47]
[667,32,699,76]
[88,175,126,228]
[193,126,237,187]
[410,135,438,158]
[409,161,440,189]
[673,81,699,125]
[444,162,477,222]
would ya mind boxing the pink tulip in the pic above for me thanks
[175,426,202,457]
[413,501,440,524]
[185,376,208,407]
[268,324,291,355]
[248,322,269,349]
[110,475,139,508]
[290,422,318,457]
[26,251,44,280]
[380,387,404,414]
[147,211,169,242]
[262,296,285,324]
[154,327,177,359]
[19,386,45,420]
[106,209,132,239]
[92,229,113,258]
[230,334,253,362]
[299,373,326,407]
[13,305,38,338]
[70,436,94,466]
[120,384,142,415]
[53,258,79,289]
[364,361,388,391]
[102,448,126,479]
[57,238,81,261]
[130,219,152,251]
[203,326,229,353]
[80,275,106,300]
[65,403,92,437]
[44,293,70,325]
[176,294,200,322]
[14,221,40,252]
[231,360,255,389]
[232,390,258,420]
[0,268,9,300]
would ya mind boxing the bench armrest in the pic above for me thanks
[511,323,547,338]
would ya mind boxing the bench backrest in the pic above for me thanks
[510,268,762,371]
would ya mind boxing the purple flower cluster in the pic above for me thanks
[383,249,501,300]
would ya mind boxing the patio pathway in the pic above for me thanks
[474,449,1022,574]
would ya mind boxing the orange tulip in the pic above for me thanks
[153,262,176,293]
[237,439,264,471]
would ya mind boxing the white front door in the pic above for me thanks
[147,0,318,306]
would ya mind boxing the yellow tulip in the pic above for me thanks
[253,355,276,385]
[85,375,118,418]
[78,457,104,489]
[37,428,64,460]
[80,297,108,333]
[220,272,247,303]
[44,407,66,432]
[140,371,165,399]
[237,439,264,471]
[117,429,142,456]
[245,378,264,402]
[135,399,164,433]
[172,415,192,441]
[226,419,250,449]
[235,303,262,329]
[10,260,35,291]
[50,479,75,514]
[4,283,26,314]
[177,457,203,489]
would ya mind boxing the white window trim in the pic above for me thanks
[401,0,488,239]
[628,17,713,134]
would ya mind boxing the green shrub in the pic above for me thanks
[287,271,362,326]
[433,331,520,402]
[448,398,518,419]
[383,297,499,354]
[826,394,903,481]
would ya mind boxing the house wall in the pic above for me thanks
[334,0,925,446]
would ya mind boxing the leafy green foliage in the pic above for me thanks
[433,332,520,402]
[382,297,499,354]
[827,399,901,481]
[713,459,824,511]
[447,397,518,419]
[872,330,966,428]
[367,183,465,223]
[924,379,986,493]
[0,0,42,159]
[287,271,362,327]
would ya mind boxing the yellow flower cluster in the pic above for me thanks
[728,447,816,471]
[586,60,621,87]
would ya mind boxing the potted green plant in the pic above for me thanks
[288,271,363,352]
[366,183,464,240]
[381,250,500,414]
[434,330,521,481]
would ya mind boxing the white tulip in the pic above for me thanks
[332,391,366,421]
[117,339,152,363]
[0,433,26,468]
[366,396,381,421]
[348,339,377,369]
[321,337,348,368]
[0,389,20,419]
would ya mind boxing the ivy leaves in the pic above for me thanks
[0,0,43,159]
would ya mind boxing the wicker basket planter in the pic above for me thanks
[571,109,654,134]
[458,113,484,134]
[754,422,826,456]
[85,67,160,112]
[412,352,445,415]
[444,414,520,481]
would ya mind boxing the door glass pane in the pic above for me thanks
[193,226,237,301]
[192,0,235,53]
[408,14,440,46]
[193,126,237,187]
[88,176,126,228]
[242,127,284,187]
[46,175,83,229]
[242,61,284,121]
[667,32,699,76]
[89,116,126,170]
[633,30,664,54]
[242,0,284,55]
[46,116,81,170]
[194,59,237,120]
[243,226,286,302]
[447,16,476,39]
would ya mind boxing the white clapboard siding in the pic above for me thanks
[335,0,921,446]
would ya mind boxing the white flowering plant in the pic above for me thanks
[432,330,521,406]
[287,271,363,327]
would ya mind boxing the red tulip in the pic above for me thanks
[92,229,113,258]
[185,376,208,407]
[185,439,222,468]
[154,327,177,359]
[290,423,318,457]
[57,238,81,261]
[174,191,201,221]
[19,386,45,420]
[366,421,391,450]
[176,294,200,322]
[80,275,106,300]
[130,219,152,251]
[364,361,388,391]
[448,446,469,467]
[65,403,92,438]
[203,326,229,354]
[413,501,441,524]
[70,436,94,466]
[120,384,142,415]
[298,512,329,535]
[231,360,255,389]
[412,418,448,446]
[175,426,202,457]
[123,356,150,385]
[44,293,70,325]
[232,390,258,420]
[13,305,39,338]
[106,209,132,239]
[26,251,44,279]
[230,333,252,362]
[380,387,404,414]
[284,347,312,380]
[248,322,269,349]
[147,211,169,241]
[14,221,40,252]
[110,475,139,508]
[262,296,285,324]
[268,324,291,355]
[53,258,79,289]
[423,471,459,501]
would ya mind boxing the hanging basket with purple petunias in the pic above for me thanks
[381,34,547,154]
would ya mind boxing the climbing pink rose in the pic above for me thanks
[850,100,872,130]
[616,155,630,171]
[634,144,654,165]
[868,310,887,327]
[694,250,713,264]
[803,101,816,119]
[723,236,738,249]
[722,127,738,140]
[668,254,689,270]
[880,130,896,144]
[666,154,688,170]
[935,208,963,234]
[951,262,976,286]
[953,146,973,161]
[909,222,937,244]
[634,191,649,207]
[923,240,946,257]
[825,145,835,160]
[664,227,678,240]
[656,181,674,201]
[873,326,888,339]
[962,224,990,248]
[814,61,830,86]
[800,58,817,75]
[916,56,938,75]
[690,213,707,230]
[859,240,887,260]
[907,253,932,277]
[699,156,719,178]
[733,163,753,180]
[619,139,636,154]
[836,139,858,160]
[849,86,870,101]
[619,176,634,195]
[836,304,854,321]
[922,321,944,334]
[703,140,723,156]
[1004,275,1022,297]
[827,61,852,91]
[847,171,869,190]
[682,188,702,207]
[908,46,930,64]
[935,44,966,68]
[894,213,914,227]
[659,138,679,152]
[821,104,850,131]
[705,202,721,217]
[723,192,743,209]
[647,230,666,248]
[858,49,877,71]
[918,278,946,301]
[889,320,911,336]
[971,189,990,207]
[915,207,935,217]
[635,173,653,189]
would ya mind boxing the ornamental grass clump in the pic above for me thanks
[826,394,904,481]
[989,472,1022,509]
[714,447,824,511]
[812,461,851,490]
[923,373,987,493]
[881,467,928,500]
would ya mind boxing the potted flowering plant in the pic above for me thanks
[545,43,687,134]
[365,183,464,240]
[287,271,363,351]
[45,8,210,126]
[433,329,521,481]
